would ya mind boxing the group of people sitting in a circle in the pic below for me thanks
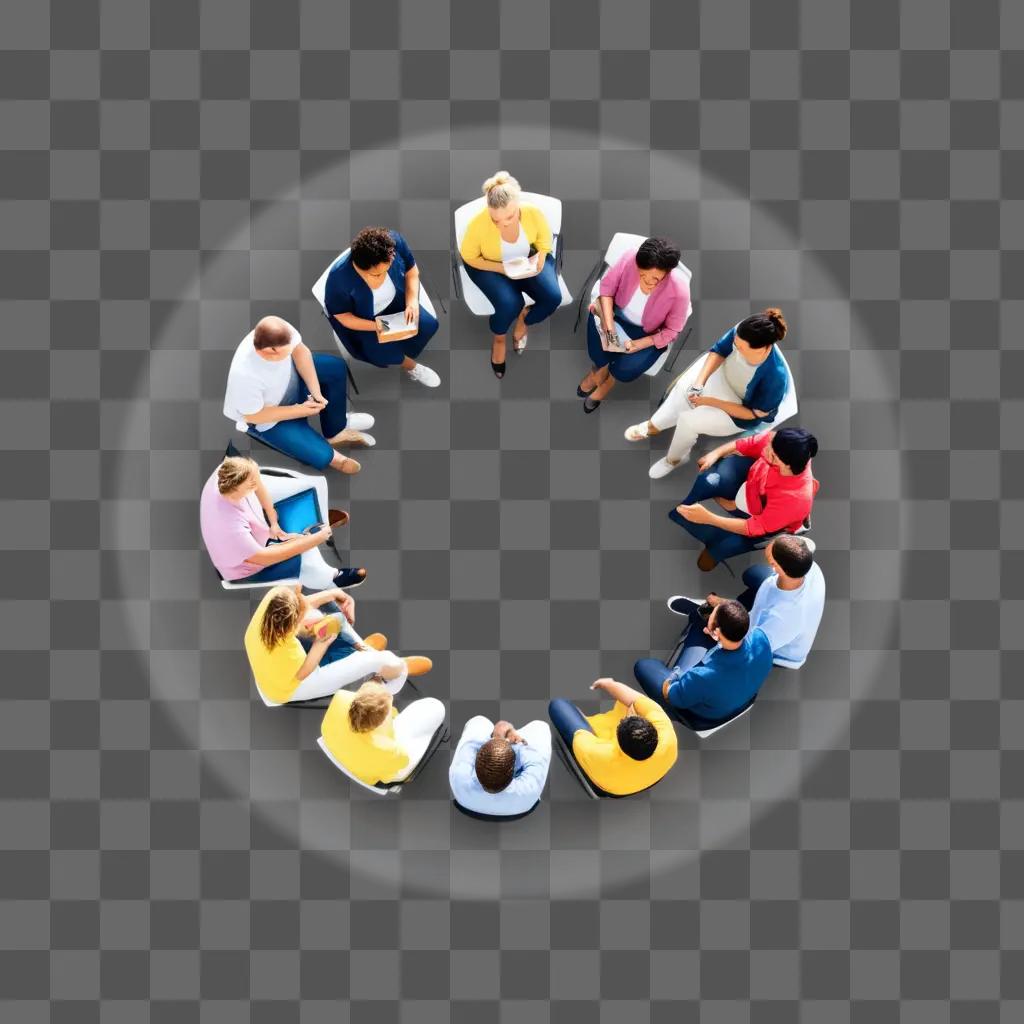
[198,169,826,810]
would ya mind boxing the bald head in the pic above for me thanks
[252,316,293,351]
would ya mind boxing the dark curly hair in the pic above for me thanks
[635,236,681,273]
[616,714,658,761]
[771,427,818,475]
[737,307,787,348]
[475,738,516,793]
[770,535,814,579]
[713,599,750,643]
[350,227,396,271]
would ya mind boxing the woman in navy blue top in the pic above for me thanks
[624,308,792,479]
[323,227,441,388]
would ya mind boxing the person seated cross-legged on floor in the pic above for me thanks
[670,427,819,572]
[324,226,441,388]
[200,456,366,590]
[548,678,678,797]
[244,585,432,705]
[223,315,374,475]
[448,716,552,817]
[669,534,825,670]
[321,681,446,787]
[634,600,773,731]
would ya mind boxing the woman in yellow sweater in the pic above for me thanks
[459,171,563,379]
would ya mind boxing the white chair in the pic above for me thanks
[692,700,755,739]
[317,736,401,795]
[584,231,694,377]
[311,248,439,364]
[451,192,574,316]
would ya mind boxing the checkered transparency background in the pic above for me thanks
[2,0,1021,1018]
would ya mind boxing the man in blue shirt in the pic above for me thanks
[448,716,551,818]
[634,600,773,730]
[668,535,825,669]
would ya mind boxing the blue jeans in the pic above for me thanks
[248,353,349,471]
[668,454,758,562]
[331,292,438,368]
[245,487,322,584]
[737,563,774,610]
[548,698,594,750]
[586,311,661,382]
[463,254,562,335]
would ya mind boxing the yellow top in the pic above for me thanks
[320,690,409,786]
[459,203,553,264]
[243,589,305,704]
[572,697,678,796]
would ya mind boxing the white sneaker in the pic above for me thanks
[624,422,650,442]
[649,455,685,479]
[406,362,441,388]
[346,412,375,432]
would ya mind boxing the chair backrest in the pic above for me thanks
[454,191,564,247]
[316,736,398,795]
[773,348,798,424]
[694,698,756,739]
[311,248,351,312]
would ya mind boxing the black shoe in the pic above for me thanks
[491,360,506,379]
[577,381,597,398]
[583,397,601,414]
[333,567,367,589]
[666,594,713,618]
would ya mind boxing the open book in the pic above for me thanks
[593,314,630,353]
[503,254,537,279]
[376,313,417,342]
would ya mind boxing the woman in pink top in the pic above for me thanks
[577,238,691,413]
[199,456,365,590]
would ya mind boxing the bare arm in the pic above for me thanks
[462,255,507,274]
[590,677,645,708]
[295,636,334,680]
[404,264,420,308]
[694,352,724,388]
[597,294,615,332]
[290,342,324,403]
[243,397,323,424]
[243,526,331,567]
[334,311,380,333]
[694,396,762,421]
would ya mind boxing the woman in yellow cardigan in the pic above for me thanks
[459,171,563,378]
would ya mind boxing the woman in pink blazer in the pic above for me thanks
[577,238,691,412]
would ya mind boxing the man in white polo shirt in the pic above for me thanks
[668,534,825,669]
[223,315,375,474]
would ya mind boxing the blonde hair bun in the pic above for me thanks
[482,170,521,209]
[217,456,258,495]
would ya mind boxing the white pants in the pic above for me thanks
[260,470,339,590]
[390,697,446,782]
[650,353,744,462]
[287,616,408,703]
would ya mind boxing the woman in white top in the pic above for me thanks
[222,315,375,474]
[626,308,792,478]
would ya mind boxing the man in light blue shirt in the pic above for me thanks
[449,716,551,818]
[669,535,825,668]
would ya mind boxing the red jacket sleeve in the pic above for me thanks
[735,431,772,459]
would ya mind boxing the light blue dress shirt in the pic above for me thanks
[448,717,551,817]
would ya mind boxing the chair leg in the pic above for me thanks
[553,730,600,800]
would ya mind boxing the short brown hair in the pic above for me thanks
[252,315,293,351]
[475,738,516,793]
[350,227,396,271]
[348,681,392,733]
[216,456,257,495]
[258,586,303,650]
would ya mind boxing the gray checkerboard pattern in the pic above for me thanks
[3,0,1019,1017]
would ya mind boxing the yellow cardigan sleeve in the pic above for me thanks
[459,209,488,263]
[524,205,553,256]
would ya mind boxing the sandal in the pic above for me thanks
[513,333,528,355]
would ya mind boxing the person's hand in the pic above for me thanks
[706,593,724,607]
[696,452,719,473]
[688,395,711,408]
[590,677,616,692]
[298,395,325,416]
[374,317,386,335]
[333,591,355,624]
[676,502,712,524]
[354,640,370,652]
[308,390,328,408]
[313,626,337,646]
[493,720,514,740]
[506,727,526,745]
[311,523,332,545]
[267,517,288,541]
[686,384,704,408]
[404,304,419,326]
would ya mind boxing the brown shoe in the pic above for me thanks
[327,508,349,528]
[363,633,387,651]
[327,427,375,448]
[402,656,433,678]
[697,548,718,572]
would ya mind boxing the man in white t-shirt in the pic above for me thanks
[668,534,825,669]
[223,315,376,473]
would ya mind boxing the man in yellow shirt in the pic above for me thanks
[320,681,446,788]
[548,678,678,796]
